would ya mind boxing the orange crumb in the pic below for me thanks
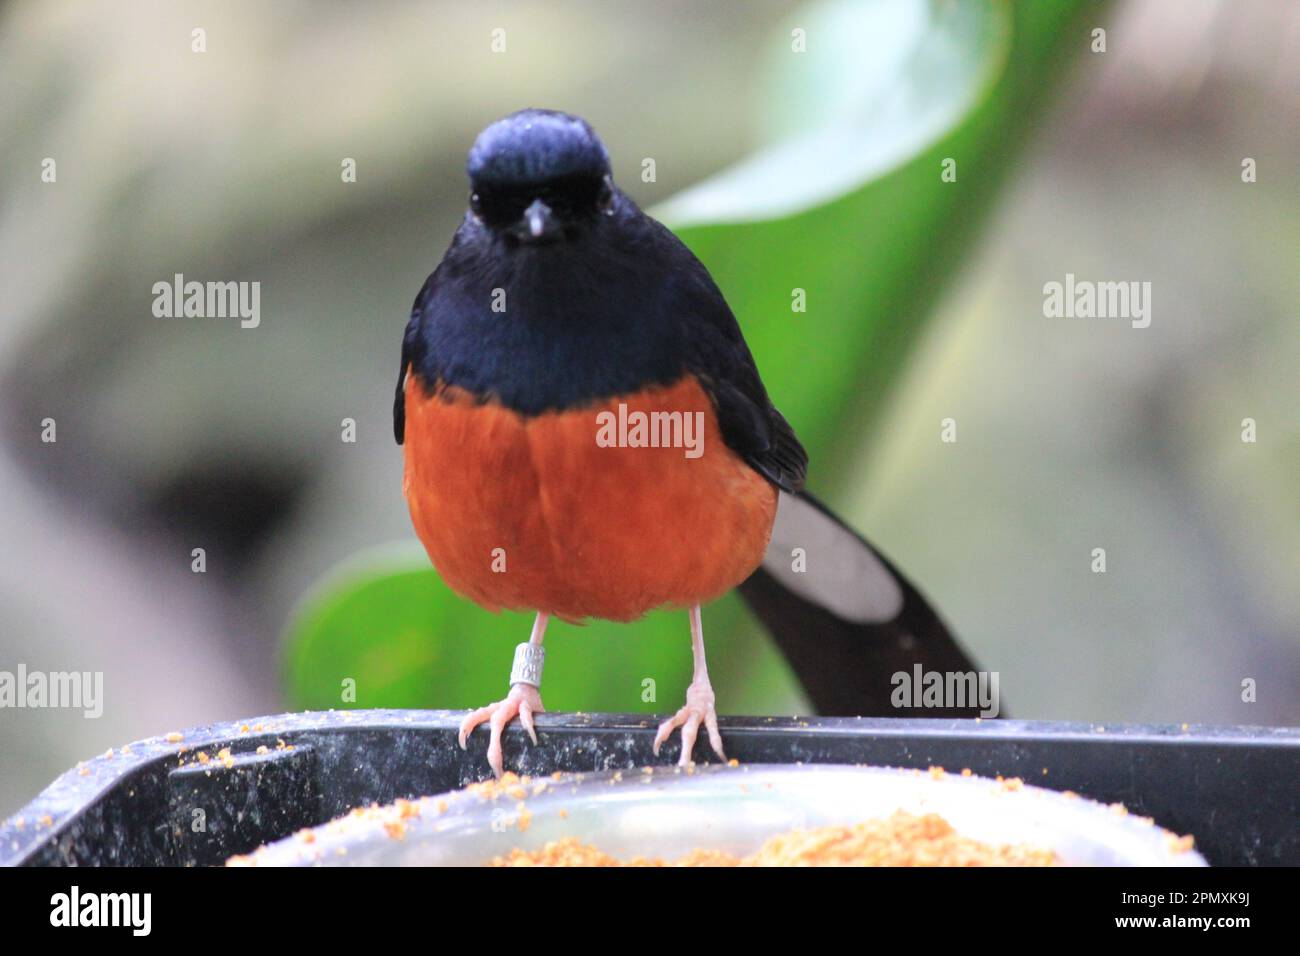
[490,811,1058,868]
[1166,833,1195,854]
[383,820,406,840]
[467,772,535,802]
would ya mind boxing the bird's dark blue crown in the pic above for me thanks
[467,109,610,188]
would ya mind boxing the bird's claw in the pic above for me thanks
[653,681,725,766]
[458,683,544,777]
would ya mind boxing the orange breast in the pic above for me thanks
[402,374,777,622]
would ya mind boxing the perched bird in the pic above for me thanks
[396,109,978,777]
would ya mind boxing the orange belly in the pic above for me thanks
[402,374,777,621]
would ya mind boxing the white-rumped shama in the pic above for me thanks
[395,110,979,776]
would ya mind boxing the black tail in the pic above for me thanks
[737,491,993,718]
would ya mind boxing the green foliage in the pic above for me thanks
[283,0,1094,715]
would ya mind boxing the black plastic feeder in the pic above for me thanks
[3,711,1297,866]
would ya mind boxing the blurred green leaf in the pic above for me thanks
[284,545,730,712]
[657,0,1011,226]
[284,0,1094,716]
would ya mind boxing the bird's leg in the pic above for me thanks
[458,611,548,777]
[653,604,726,766]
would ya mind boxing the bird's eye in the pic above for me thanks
[469,193,482,216]
[597,175,615,215]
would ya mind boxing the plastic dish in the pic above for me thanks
[229,763,1206,867]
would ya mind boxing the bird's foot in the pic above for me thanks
[458,683,544,778]
[653,680,725,767]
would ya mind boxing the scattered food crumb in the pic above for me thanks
[491,812,1059,867]
[467,772,532,802]
[383,820,406,840]
[1166,833,1196,854]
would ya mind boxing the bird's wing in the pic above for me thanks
[394,273,436,446]
[657,225,808,493]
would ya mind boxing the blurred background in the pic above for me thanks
[1,0,1297,817]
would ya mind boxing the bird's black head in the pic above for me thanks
[466,109,616,245]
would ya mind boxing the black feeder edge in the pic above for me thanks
[2,710,1297,867]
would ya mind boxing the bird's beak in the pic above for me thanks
[515,198,561,243]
